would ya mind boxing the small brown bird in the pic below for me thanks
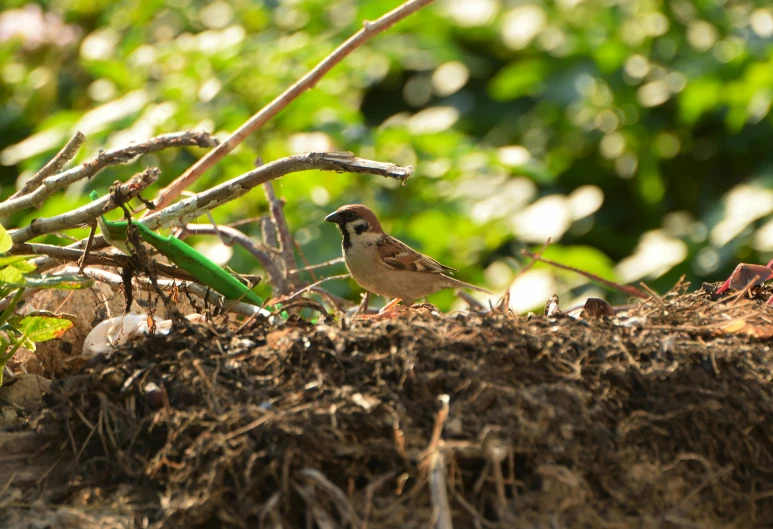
[325,204,490,311]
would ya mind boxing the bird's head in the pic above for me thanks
[325,204,383,235]
[325,204,384,250]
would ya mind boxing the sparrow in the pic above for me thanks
[325,204,490,311]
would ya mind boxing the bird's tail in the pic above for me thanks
[445,276,491,295]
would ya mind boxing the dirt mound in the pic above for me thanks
[5,287,773,528]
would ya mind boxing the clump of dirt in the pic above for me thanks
[5,286,773,528]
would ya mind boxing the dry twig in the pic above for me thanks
[521,249,650,300]
[8,131,85,201]
[10,167,159,243]
[181,223,289,294]
[26,152,411,273]
[263,180,297,280]
[148,0,435,212]
[56,266,264,317]
[0,131,216,217]
[141,152,412,234]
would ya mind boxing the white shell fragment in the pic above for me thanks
[83,313,207,357]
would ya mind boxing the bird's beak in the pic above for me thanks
[324,211,342,224]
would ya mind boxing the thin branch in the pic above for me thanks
[10,243,201,283]
[8,131,85,201]
[276,273,352,303]
[28,153,411,272]
[181,223,290,294]
[263,180,296,279]
[292,237,318,282]
[141,152,411,233]
[309,287,355,311]
[78,223,97,274]
[289,256,345,275]
[509,239,551,292]
[148,0,435,212]
[0,131,216,217]
[57,266,264,317]
[261,215,280,250]
[521,250,650,300]
[9,167,159,243]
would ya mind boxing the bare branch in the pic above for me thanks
[289,257,345,275]
[263,181,296,280]
[9,167,159,243]
[56,266,264,317]
[181,223,290,294]
[9,243,203,283]
[148,0,435,212]
[277,274,352,303]
[141,152,411,233]
[261,215,279,250]
[0,131,216,217]
[27,153,411,272]
[8,131,85,201]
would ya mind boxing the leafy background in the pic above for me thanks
[2,0,773,311]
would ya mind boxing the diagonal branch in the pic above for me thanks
[26,153,412,273]
[0,131,217,217]
[141,152,412,233]
[8,131,85,201]
[180,223,290,294]
[10,167,159,243]
[55,266,264,317]
[263,181,296,280]
[9,243,202,283]
[521,250,650,300]
[148,0,436,213]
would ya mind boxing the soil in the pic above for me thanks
[2,283,773,528]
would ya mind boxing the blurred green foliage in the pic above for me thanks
[2,0,773,311]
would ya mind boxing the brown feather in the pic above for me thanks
[377,235,456,274]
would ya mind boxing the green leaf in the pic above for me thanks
[11,260,37,273]
[0,225,10,254]
[488,60,548,102]
[0,266,24,284]
[0,255,37,269]
[678,77,722,125]
[18,315,73,343]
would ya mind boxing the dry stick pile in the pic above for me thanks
[10,286,772,528]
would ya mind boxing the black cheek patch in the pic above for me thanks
[342,230,352,251]
[354,222,369,235]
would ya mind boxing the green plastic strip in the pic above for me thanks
[90,191,263,306]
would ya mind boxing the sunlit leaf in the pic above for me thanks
[0,225,11,254]
[0,266,24,284]
[678,77,722,125]
[0,255,36,269]
[488,60,548,101]
[18,315,73,343]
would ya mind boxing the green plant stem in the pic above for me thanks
[0,288,25,328]
[0,335,25,387]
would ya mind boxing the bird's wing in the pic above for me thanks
[377,235,457,274]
